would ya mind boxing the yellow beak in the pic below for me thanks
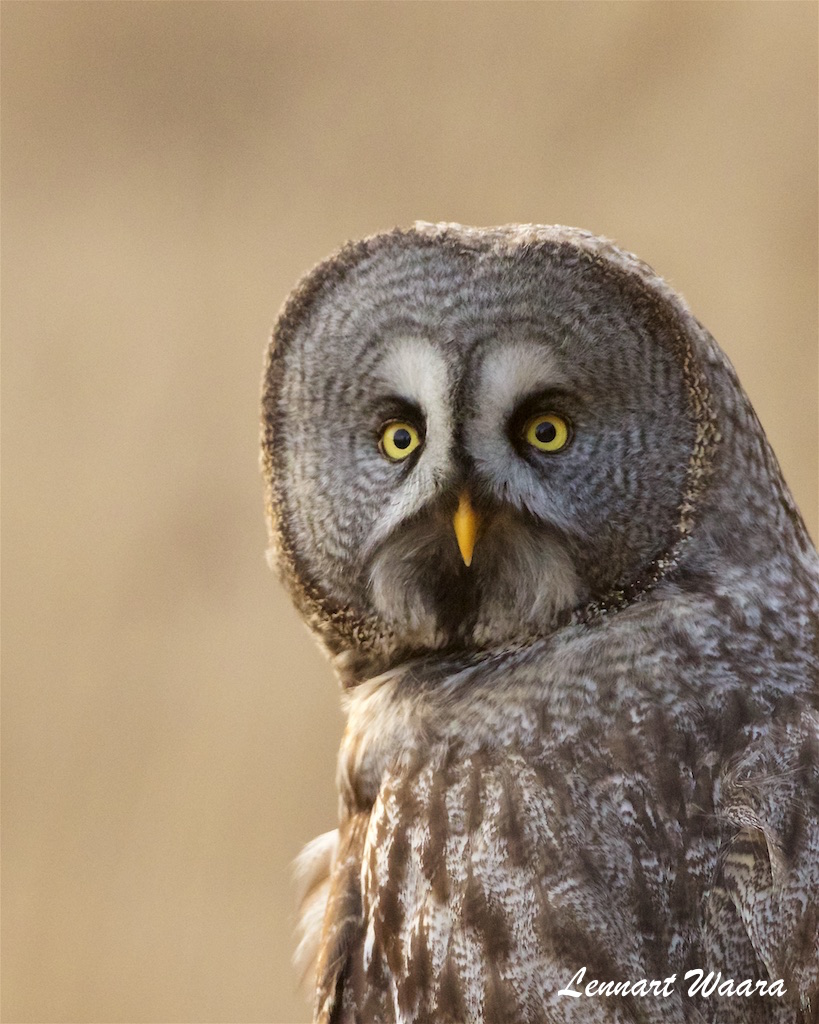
[453,490,480,567]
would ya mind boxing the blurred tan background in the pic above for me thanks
[2,2,817,1022]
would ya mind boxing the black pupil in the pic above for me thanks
[393,428,412,450]
[535,420,557,444]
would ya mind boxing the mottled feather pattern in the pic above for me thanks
[314,594,818,1022]
[264,225,819,1022]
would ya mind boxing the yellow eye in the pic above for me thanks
[522,413,570,452]
[379,421,422,461]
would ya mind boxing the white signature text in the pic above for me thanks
[558,966,787,999]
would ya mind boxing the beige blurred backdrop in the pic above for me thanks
[2,3,817,1022]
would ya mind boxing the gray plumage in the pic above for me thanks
[260,223,819,1023]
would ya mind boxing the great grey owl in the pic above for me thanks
[260,223,819,1023]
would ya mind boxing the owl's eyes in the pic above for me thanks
[522,413,571,452]
[377,412,569,462]
[379,420,423,461]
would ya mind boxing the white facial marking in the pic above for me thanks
[468,341,573,521]
[364,338,453,552]
[470,340,565,467]
[479,341,565,420]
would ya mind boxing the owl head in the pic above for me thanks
[261,224,806,684]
